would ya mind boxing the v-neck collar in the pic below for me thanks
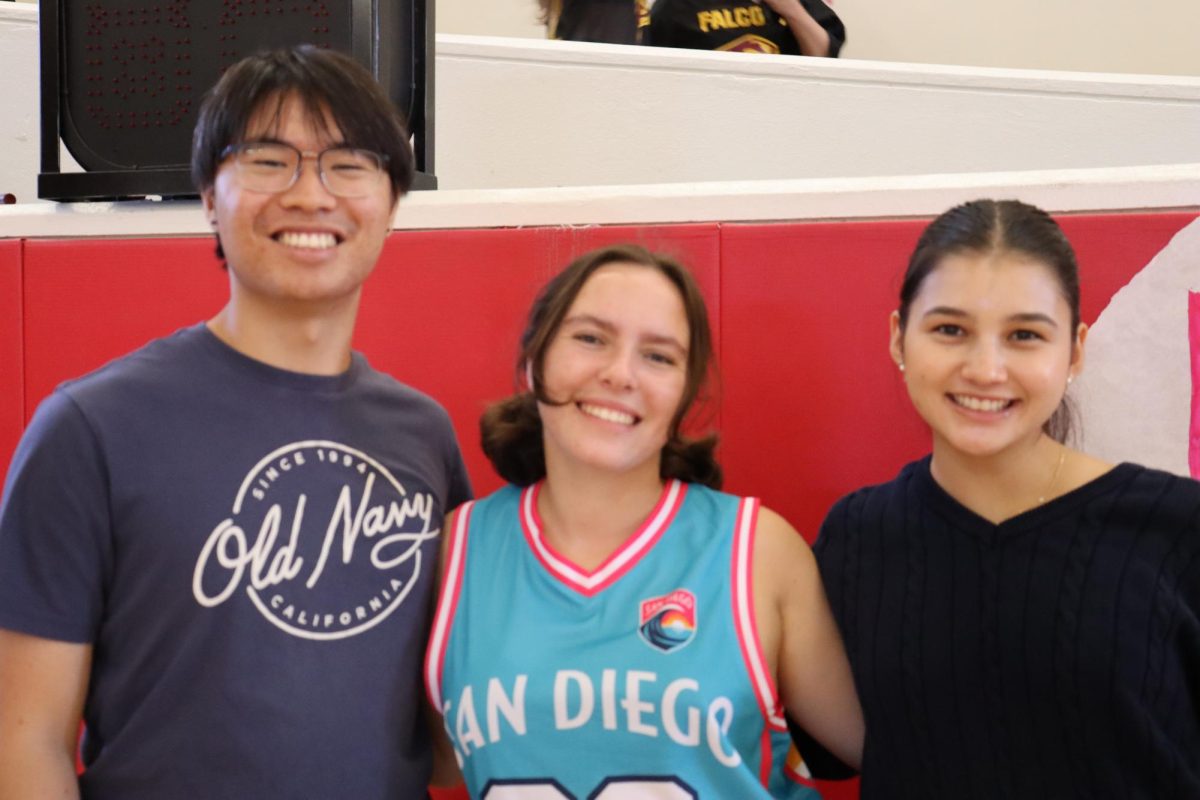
[914,455,1138,540]
[520,479,688,597]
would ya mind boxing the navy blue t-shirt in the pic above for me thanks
[0,325,471,799]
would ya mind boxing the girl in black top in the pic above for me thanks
[815,199,1200,799]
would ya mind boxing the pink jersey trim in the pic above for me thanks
[759,726,774,786]
[424,500,474,712]
[520,479,686,597]
[731,497,788,732]
[1189,291,1200,479]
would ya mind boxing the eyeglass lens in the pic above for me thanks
[234,143,385,197]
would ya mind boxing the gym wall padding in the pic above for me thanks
[22,237,229,418]
[0,241,22,474]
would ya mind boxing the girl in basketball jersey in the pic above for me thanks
[815,200,1200,798]
[426,244,863,798]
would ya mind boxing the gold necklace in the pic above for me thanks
[1036,447,1067,505]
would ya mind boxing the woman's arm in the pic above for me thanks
[759,0,831,56]
[753,506,864,768]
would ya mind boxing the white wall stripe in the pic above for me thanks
[734,498,787,729]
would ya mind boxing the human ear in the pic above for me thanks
[1068,321,1088,382]
[888,310,905,372]
[202,188,217,226]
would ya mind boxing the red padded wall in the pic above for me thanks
[22,237,228,419]
[719,219,931,540]
[0,241,22,473]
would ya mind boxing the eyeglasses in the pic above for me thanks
[220,142,389,198]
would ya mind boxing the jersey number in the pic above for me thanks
[483,776,697,799]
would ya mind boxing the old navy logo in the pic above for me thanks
[638,588,697,653]
[192,441,439,641]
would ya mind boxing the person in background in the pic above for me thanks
[542,0,642,44]
[541,0,844,57]
[426,244,862,797]
[649,0,843,56]
[0,46,470,798]
[816,199,1200,798]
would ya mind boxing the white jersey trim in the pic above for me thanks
[424,499,475,712]
[520,479,686,597]
[732,497,787,731]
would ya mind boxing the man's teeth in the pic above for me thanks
[953,395,1010,412]
[580,403,636,425]
[278,231,337,249]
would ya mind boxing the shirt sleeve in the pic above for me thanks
[802,0,845,57]
[0,390,113,642]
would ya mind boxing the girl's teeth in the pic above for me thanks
[580,403,635,425]
[953,395,1009,412]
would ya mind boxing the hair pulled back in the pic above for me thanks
[481,244,721,488]
[898,199,1082,442]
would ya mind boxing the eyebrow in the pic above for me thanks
[562,314,689,353]
[240,136,349,150]
[921,306,1059,327]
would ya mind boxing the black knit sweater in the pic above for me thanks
[815,457,1200,799]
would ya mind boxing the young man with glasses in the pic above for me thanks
[0,46,470,798]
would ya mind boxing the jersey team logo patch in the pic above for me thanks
[717,34,780,54]
[638,589,697,653]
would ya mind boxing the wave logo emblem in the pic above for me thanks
[638,588,697,653]
[192,441,439,641]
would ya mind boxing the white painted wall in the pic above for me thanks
[0,5,38,204]
[10,0,1200,73]
[432,36,1200,190]
[4,9,1200,202]
[437,0,1200,77]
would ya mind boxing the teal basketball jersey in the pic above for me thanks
[426,480,820,799]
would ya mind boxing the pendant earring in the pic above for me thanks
[898,361,906,373]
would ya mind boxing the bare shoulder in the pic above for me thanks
[752,505,818,595]
[754,506,815,557]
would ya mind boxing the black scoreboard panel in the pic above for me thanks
[40,0,432,200]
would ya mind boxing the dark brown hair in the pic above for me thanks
[897,199,1081,442]
[481,244,721,488]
